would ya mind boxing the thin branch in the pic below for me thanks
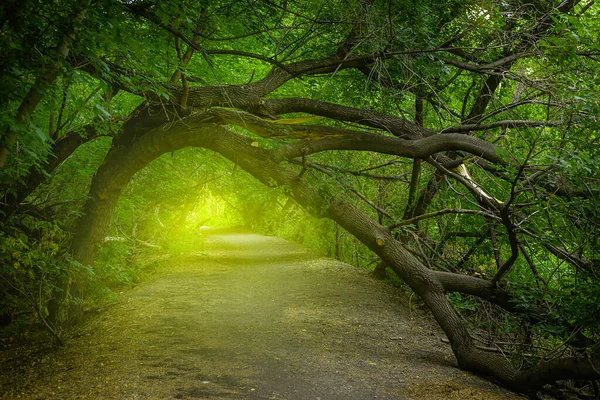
[389,208,500,230]
[492,140,536,285]
[203,49,291,70]
[477,99,563,123]
[519,242,543,288]
[292,160,399,223]
[198,26,296,41]
[441,120,562,134]
[426,157,502,211]
[125,5,291,73]
[299,161,409,181]
[438,52,537,74]
[456,235,487,270]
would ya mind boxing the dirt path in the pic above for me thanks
[1,228,523,399]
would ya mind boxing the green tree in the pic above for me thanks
[2,0,600,396]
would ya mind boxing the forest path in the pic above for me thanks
[1,228,523,400]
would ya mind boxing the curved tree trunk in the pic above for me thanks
[70,116,600,395]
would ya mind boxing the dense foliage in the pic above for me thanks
[2,0,600,396]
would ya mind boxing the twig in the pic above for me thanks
[389,208,499,230]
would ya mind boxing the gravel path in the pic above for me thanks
[1,228,523,399]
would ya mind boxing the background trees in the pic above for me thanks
[2,0,600,396]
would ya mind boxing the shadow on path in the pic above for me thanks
[1,228,524,399]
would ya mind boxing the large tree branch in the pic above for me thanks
[203,108,504,166]
[263,97,431,139]
[275,132,505,166]
[199,120,600,393]
[516,357,600,390]
[70,109,600,393]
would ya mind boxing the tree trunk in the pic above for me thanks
[0,4,89,167]
[68,117,600,394]
[1,125,101,219]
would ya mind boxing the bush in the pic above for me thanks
[0,217,89,342]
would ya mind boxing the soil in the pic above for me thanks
[0,227,525,399]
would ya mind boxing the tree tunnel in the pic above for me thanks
[65,106,600,395]
[3,1,600,397]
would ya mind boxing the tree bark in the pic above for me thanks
[69,116,600,394]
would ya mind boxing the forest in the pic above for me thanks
[1,0,600,398]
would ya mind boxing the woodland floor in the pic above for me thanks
[0,227,525,400]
